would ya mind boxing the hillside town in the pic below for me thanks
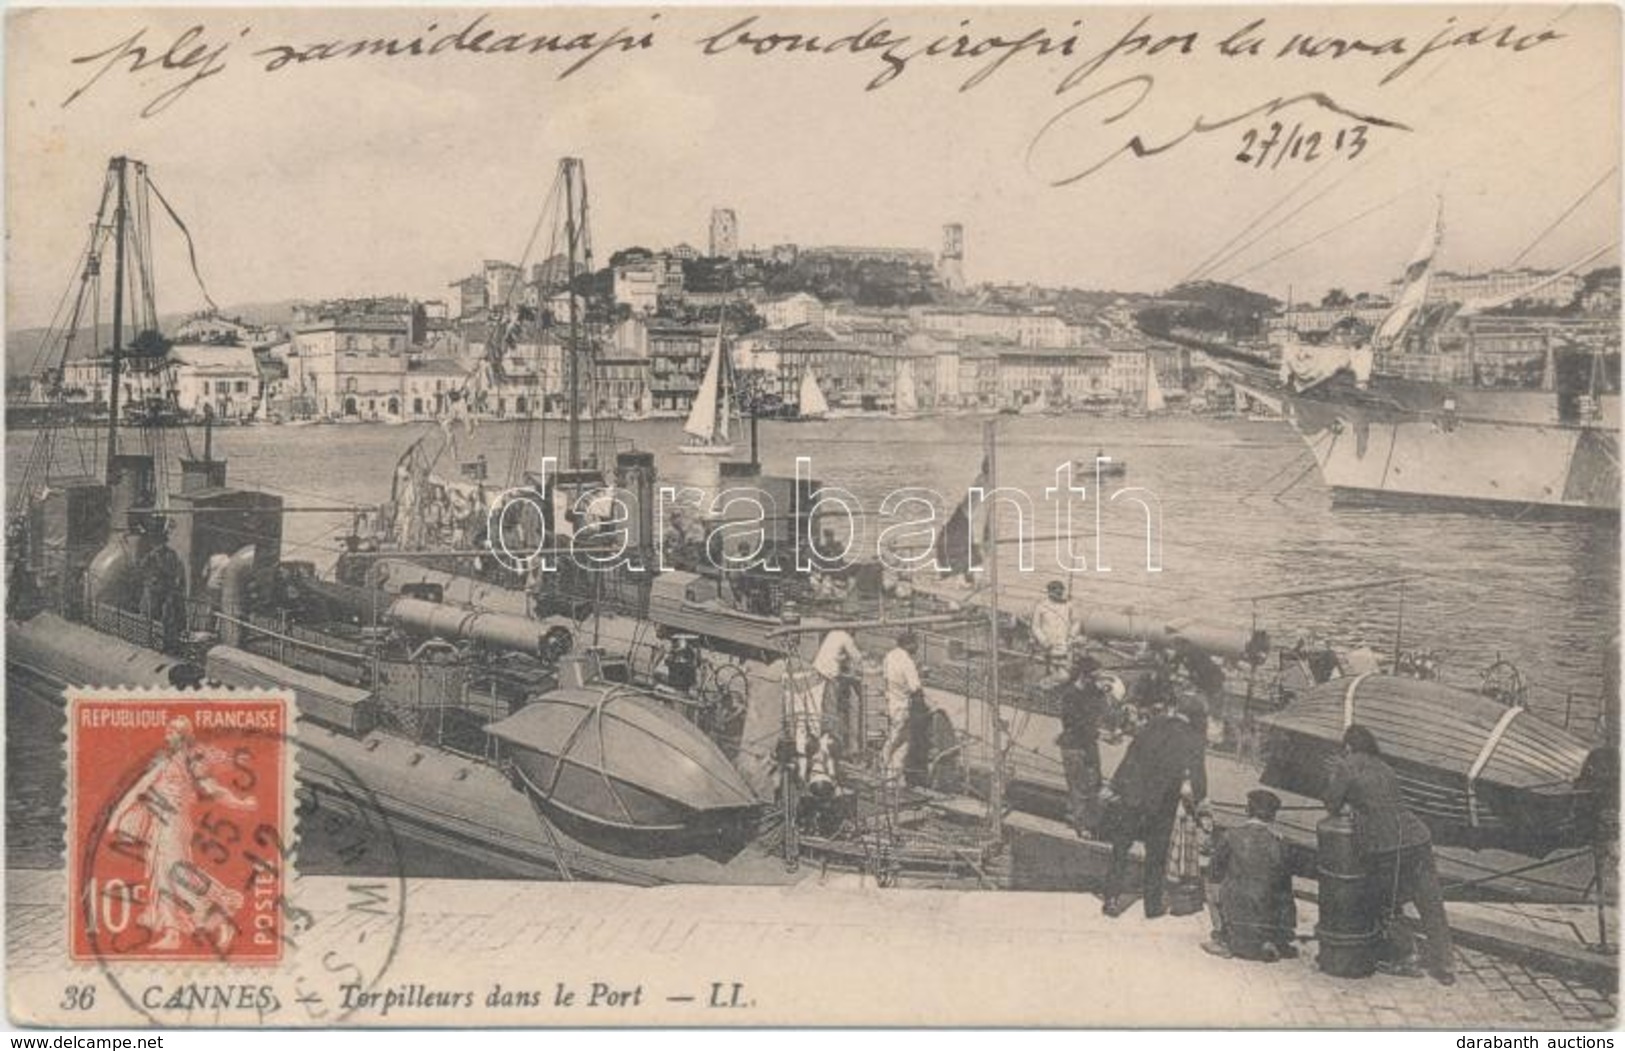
[14,206,1621,426]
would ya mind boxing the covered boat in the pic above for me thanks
[487,669,762,854]
[1257,673,1596,856]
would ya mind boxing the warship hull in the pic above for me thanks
[1287,379,1620,516]
[5,614,799,887]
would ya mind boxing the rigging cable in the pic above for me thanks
[1192,4,1532,285]
[1507,167,1619,267]
[1227,181,1429,283]
[145,174,220,313]
[1181,161,1336,285]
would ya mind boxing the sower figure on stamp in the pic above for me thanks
[1203,788,1298,961]
[1324,724,1456,985]
[1100,696,1208,919]
[110,717,259,952]
[1054,653,1108,838]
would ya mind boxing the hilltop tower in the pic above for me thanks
[709,208,739,259]
[939,222,965,292]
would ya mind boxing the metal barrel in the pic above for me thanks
[1315,814,1378,978]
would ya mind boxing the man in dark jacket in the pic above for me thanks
[1203,788,1297,961]
[1101,697,1208,918]
[1055,655,1108,837]
[1324,724,1455,985]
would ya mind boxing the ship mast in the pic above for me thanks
[105,156,128,484]
[564,159,582,471]
[983,418,1005,837]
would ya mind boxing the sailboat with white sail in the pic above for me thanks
[795,367,830,421]
[1144,357,1167,414]
[679,325,739,456]
[892,361,919,420]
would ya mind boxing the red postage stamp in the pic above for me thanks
[68,692,289,964]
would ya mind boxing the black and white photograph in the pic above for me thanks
[2,3,1619,1029]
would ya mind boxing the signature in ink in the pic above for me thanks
[1025,74,1412,186]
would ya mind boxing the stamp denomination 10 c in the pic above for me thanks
[69,693,289,964]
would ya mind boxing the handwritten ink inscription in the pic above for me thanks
[52,11,1568,183]
[1025,75,1405,186]
[1235,121,1370,170]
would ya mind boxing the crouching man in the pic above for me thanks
[1203,789,1298,962]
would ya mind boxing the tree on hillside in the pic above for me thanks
[1138,281,1281,340]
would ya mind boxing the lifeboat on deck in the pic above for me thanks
[1258,673,1596,857]
[487,669,761,852]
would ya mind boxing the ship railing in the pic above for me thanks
[1519,678,1610,739]
[1375,346,1562,390]
[215,609,372,686]
[87,601,165,651]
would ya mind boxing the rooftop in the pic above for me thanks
[167,344,259,372]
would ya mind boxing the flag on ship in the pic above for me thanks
[935,454,989,577]
[439,361,492,448]
[1372,198,1443,350]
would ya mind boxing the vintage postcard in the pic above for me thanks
[4,2,1619,1029]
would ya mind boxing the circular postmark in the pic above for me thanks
[70,694,406,1026]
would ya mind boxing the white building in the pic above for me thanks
[168,344,261,419]
[286,319,409,419]
[761,293,826,330]
[172,313,282,349]
[58,356,170,407]
[613,264,662,315]
[403,358,470,419]
[910,307,1085,349]
[1396,268,1584,309]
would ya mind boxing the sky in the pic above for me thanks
[5,4,1620,330]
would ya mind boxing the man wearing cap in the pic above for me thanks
[1203,788,1298,961]
[881,633,924,778]
[1030,581,1076,671]
[1101,696,1209,919]
[139,519,188,655]
[1055,654,1109,837]
[1325,724,1455,985]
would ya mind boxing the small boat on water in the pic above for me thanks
[1074,450,1128,478]
[678,325,738,456]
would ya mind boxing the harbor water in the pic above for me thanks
[6,415,1617,868]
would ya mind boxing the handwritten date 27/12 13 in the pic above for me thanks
[1237,121,1369,169]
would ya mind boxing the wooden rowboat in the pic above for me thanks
[1257,673,1596,857]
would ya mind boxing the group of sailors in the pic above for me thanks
[781,576,1465,985]
[793,626,927,784]
[1050,644,1458,984]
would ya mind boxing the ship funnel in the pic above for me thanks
[180,458,228,492]
[108,454,156,531]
